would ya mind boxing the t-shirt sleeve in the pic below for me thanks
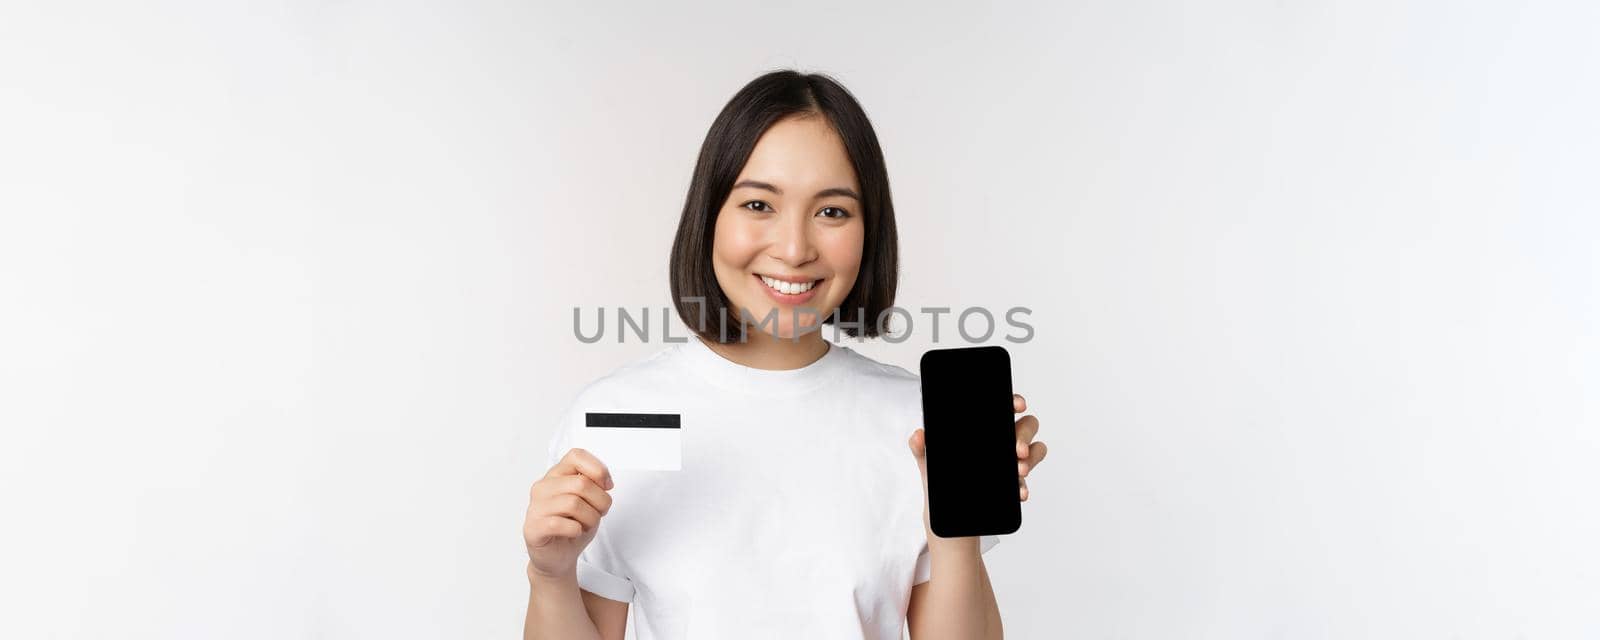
[912,535,1001,585]
[545,400,637,603]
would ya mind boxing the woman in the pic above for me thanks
[522,70,1049,640]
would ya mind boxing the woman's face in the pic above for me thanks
[712,114,865,341]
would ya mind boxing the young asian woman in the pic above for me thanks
[522,69,1049,640]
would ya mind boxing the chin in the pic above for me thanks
[736,304,830,341]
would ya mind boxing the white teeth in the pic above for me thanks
[760,275,817,295]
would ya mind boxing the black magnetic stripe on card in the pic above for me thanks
[585,412,681,429]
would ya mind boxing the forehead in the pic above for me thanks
[737,115,859,191]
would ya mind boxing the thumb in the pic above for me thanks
[909,429,931,524]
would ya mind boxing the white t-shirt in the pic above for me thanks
[542,336,1000,639]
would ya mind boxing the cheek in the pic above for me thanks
[819,225,865,289]
[711,212,761,269]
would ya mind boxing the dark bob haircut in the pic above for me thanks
[669,69,899,343]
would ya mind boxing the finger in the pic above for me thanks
[1014,417,1039,458]
[1020,441,1048,477]
[1013,394,1027,413]
[557,474,614,515]
[536,515,584,542]
[1020,478,1030,502]
[908,428,926,458]
[543,493,603,532]
[549,447,615,490]
[1014,414,1040,450]
[529,474,609,514]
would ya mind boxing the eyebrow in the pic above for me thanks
[731,179,861,201]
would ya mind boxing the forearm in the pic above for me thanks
[916,536,1003,640]
[524,563,602,640]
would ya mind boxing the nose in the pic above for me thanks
[768,210,818,267]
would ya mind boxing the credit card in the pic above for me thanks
[576,412,682,471]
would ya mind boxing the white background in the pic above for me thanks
[3,1,1597,638]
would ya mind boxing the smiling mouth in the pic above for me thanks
[756,274,822,295]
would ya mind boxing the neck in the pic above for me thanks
[699,328,830,371]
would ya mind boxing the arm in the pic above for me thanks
[523,449,628,640]
[904,392,1047,640]
[906,536,1003,640]
[523,563,630,640]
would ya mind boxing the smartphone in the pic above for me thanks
[919,345,1022,538]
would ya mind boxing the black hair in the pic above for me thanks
[668,69,899,343]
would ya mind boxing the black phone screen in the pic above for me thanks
[918,345,1022,538]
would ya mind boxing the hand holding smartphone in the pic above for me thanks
[919,345,1022,538]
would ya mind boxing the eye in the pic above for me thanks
[818,206,852,219]
[741,200,773,213]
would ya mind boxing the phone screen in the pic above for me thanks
[919,346,1022,537]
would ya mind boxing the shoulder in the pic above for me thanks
[832,344,923,407]
[567,344,693,406]
[836,344,919,385]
